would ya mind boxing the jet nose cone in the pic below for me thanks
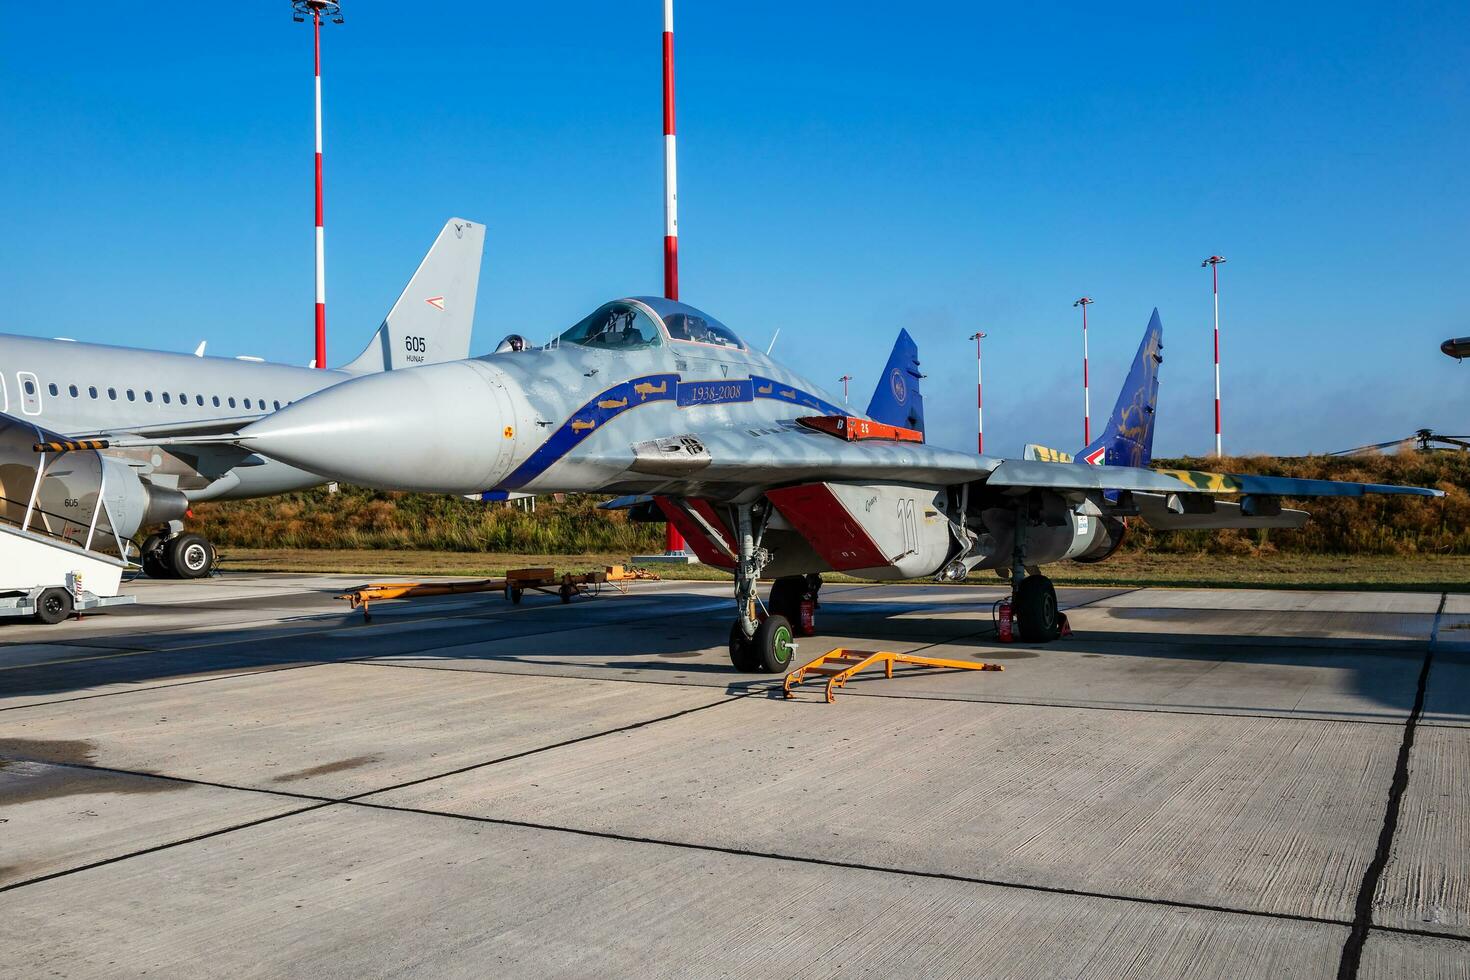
[241,361,518,492]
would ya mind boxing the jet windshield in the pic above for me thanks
[662,310,744,350]
[559,303,663,351]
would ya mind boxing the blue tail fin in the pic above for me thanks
[866,328,925,434]
[1077,309,1163,467]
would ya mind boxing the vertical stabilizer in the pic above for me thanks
[340,218,485,373]
[1077,309,1163,467]
[865,329,925,434]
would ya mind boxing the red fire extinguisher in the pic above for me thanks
[798,596,815,636]
[996,600,1014,643]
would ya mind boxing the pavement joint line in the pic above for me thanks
[0,802,333,896]
[1365,922,1470,945]
[834,686,1413,726]
[348,658,780,695]
[343,693,749,803]
[1334,591,1443,980]
[0,693,750,895]
[339,798,1359,933]
[0,757,337,805]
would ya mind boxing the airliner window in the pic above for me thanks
[212,396,220,407]
[273,400,281,410]
[26,380,37,395]
[196,395,204,406]
[108,388,117,400]
[228,397,236,408]
[88,386,97,399]
[127,389,135,401]
[662,311,744,350]
[144,391,153,403]
[47,383,57,396]
[559,303,662,350]
[244,398,252,409]
[68,385,78,397]
[162,392,171,404]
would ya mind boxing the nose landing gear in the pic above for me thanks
[725,502,801,674]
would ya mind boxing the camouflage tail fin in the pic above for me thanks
[1077,309,1163,466]
[865,329,925,434]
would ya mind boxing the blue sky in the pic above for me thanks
[2,2,1467,457]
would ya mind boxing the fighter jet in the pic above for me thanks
[89,297,1442,669]
[5,219,483,577]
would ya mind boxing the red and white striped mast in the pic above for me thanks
[662,0,679,300]
[969,332,986,454]
[1202,255,1226,456]
[1073,297,1093,446]
[293,1,341,369]
[660,0,686,555]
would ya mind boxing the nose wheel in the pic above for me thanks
[728,614,797,674]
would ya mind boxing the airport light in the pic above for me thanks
[969,332,986,454]
[1073,297,1093,446]
[839,374,852,405]
[293,1,342,369]
[1202,255,1226,456]
[661,0,686,556]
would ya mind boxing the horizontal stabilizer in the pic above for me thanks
[1023,444,1074,463]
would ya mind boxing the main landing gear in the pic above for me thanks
[1007,508,1060,642]
[139,525,217,580]
[725,502,805,674]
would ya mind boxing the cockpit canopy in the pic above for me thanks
[558,298,746,352]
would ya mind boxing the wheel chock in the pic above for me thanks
[783,647,1002,703]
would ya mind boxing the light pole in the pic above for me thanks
[839,374,852,405]
[1073,297,1093,446]
[660,0,686,556]
[292,1,342,369]
[969,332,986,454]
[1202,255,1226,456]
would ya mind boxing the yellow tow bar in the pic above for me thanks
[783,648,1002,703]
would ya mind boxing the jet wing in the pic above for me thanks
[1132,492,1311,530]
[986,460,1444,499]
[603,422,998,492]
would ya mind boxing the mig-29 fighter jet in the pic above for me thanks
[82,297,1442,671]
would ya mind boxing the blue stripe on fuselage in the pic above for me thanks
[496,373,843,490]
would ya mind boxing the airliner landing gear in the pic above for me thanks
[725,502,798,674]
[139,527,217,579]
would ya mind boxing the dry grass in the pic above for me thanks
[218,548,1470,593]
